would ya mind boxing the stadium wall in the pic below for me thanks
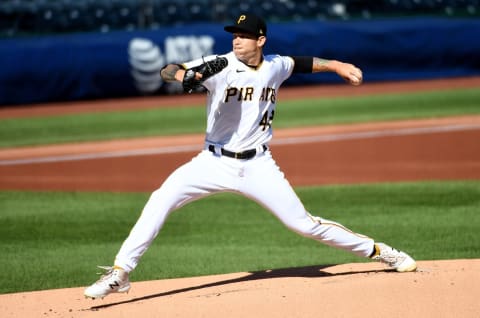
[1,18,479,106]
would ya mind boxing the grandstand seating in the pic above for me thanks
[1,0,478,37]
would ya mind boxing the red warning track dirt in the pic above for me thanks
[0,77,479,317]
[1,114,480,192]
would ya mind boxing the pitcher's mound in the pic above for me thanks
[1,259,478,318]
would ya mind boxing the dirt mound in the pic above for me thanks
[1,259,478,318]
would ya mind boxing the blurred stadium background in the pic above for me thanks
[1,0,478,37]
[0,1,479,106]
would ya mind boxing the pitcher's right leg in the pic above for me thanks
[85,151,234,299]
[114,151,228,272]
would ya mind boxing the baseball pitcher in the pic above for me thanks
[84,13,416,299]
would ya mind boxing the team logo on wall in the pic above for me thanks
[128,38,164,94]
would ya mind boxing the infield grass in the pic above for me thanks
[0,181,479,294]
[1,87,479,148]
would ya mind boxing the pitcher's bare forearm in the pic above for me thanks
[160,64,184,82]
[312,57,363,85]
[312,57,332,72]
[312,58,352,74]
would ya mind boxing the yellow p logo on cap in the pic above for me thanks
[237,15,246,24]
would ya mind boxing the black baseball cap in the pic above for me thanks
[224,14,267,37]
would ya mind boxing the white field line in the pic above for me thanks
[1,124,479,166]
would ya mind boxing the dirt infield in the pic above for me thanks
[0,259,479,318]
[0,77,479,317]
[1,115,480,191]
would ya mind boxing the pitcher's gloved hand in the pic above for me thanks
[182,56,228,93]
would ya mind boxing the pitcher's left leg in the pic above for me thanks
[240,153,374,258]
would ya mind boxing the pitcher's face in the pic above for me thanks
[232,33,265,63]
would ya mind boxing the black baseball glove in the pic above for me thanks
[182,56,228,93]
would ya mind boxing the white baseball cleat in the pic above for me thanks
[84,266,131,299]
[372,242,417,272]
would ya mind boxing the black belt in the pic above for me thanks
[208,145,267,160]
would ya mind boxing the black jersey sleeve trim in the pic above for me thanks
[292,56,313,73]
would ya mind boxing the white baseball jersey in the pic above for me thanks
[114,51,375,273]
[183,52,294,152]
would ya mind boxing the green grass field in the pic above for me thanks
[0,86,479,294]
[0,181,479,294]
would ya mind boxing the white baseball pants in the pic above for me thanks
[114,149,375,272]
